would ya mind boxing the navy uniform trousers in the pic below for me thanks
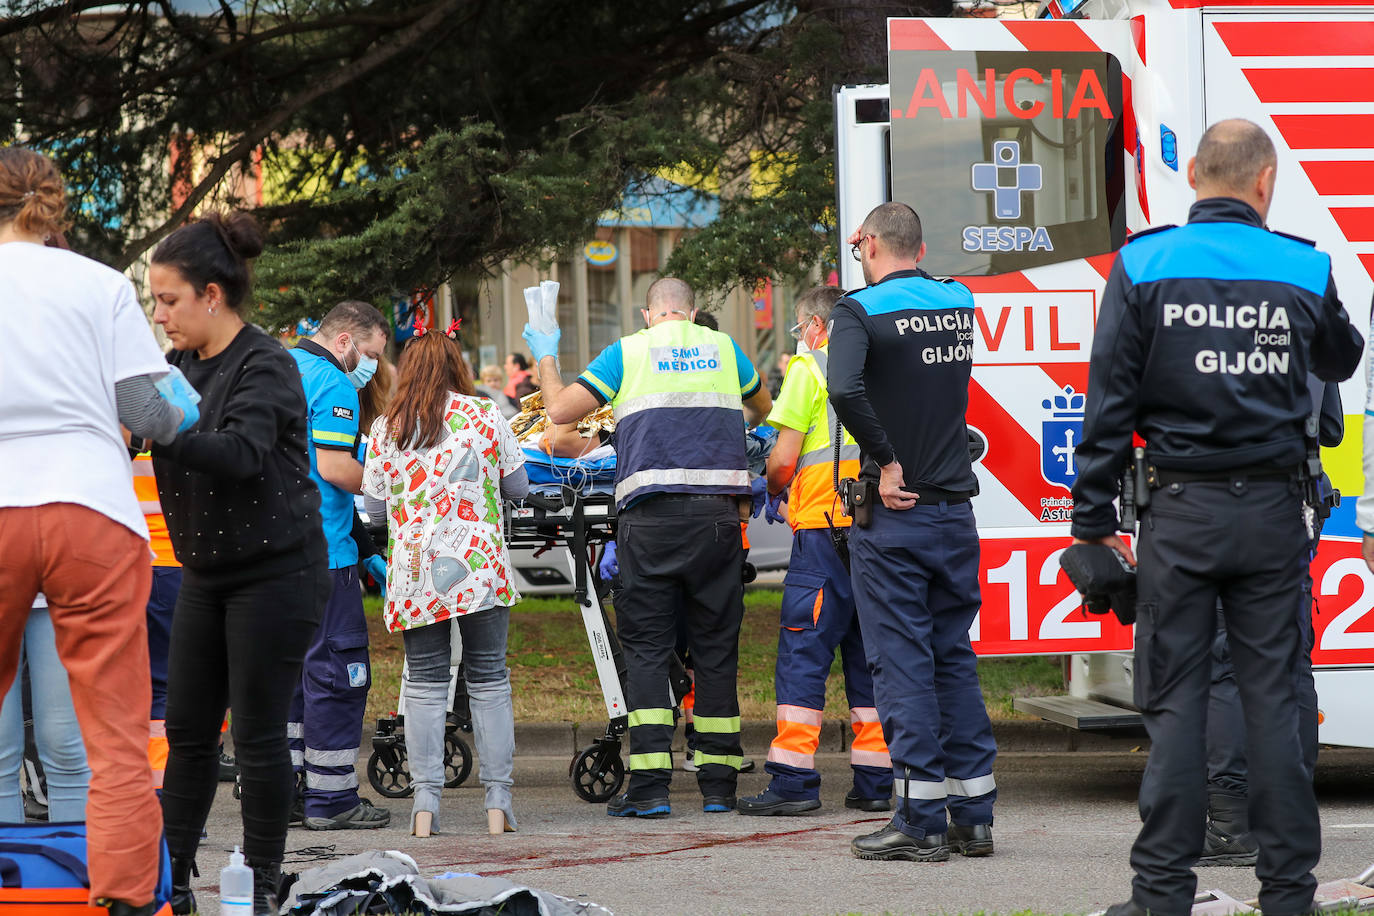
[1131,476,1319,916]
[287,567,370,817]
[849,500,997,838]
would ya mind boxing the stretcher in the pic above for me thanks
[1185,862,1374,916]
[507,448,694,802]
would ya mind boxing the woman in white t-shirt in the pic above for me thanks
[0,147,190,915]
[362,327,527,837]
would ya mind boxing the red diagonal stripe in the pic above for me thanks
[962,273,1038,293]
[1131,15,1146,66]
[1330,208,1374,242]
[967,378,1062,520]
[1245,69,1374,103]
[1215,20,1374,55]
[1001,19,1101,52]
[1301,161,1374,196]
[1360,253,1374,283]
[889,20,949,51]
[1272,115,1374,150]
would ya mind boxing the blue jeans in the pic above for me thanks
[0,605,91,822]
[402,609,509,684]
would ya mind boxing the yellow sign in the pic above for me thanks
[584,240,618,266]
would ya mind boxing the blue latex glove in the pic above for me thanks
[155,366,201,434]
[521,323,561,362]
[749,477,767,518]
[363,555,387,600]
[599,542,619,580]
[765,488,788,525]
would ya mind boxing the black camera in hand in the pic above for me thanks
[838,476,877,528]
[1059,543,1137,626]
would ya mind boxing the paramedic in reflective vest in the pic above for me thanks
[1070,120,1363,916]
[828,202,998,863]
[286,300,392,830]
[737,286,892,816]
[527,277,772,817]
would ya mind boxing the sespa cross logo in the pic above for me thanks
[964,140,1053,253]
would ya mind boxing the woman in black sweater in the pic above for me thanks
[146,213,329,916]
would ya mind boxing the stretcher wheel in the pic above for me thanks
[367,747,412,799]
[444,732,473,788]
[570,743,624,803]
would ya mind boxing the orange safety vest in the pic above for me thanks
[133,453,180,567]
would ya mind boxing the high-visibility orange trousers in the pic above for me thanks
[0,503,162,906]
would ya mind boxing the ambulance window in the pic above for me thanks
[886,50,1125,277]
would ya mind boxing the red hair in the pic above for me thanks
[386,331,476,449]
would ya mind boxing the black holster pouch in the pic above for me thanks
[839,477,877,528]
[1059,543,1137,626]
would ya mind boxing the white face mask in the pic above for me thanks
[346,340,377,390]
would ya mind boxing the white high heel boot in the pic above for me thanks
[403,676,449,836]
[468,672,517,833]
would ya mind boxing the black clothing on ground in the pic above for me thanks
[1071,197,1362,540]
[828,268,979,494]
[161,561,328,863]
[153,324,325,575]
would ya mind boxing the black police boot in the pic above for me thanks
[169,856,197,915]
[247,859,281,916]
[1199,791,1258,867]
[100,900,157,916]
[1102,900,1152,916]
[850,819,949,862]
[949,823,994,857]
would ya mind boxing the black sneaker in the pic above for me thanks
[218,749,239,782]
[850,821,950,862]
[844,790,891,812]
[702,795,735,813]
[736,788,821,816]
[304,798,391,830]
[949,823,994,857]
[606,793,670,818]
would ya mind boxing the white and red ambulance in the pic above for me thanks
[834,1,1374,747]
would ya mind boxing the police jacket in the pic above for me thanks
[1071,197,1363,540]
[828,268,979,496]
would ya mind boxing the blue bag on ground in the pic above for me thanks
[0,822,173,910]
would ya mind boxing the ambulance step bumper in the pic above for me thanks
[1013,695,1142,730]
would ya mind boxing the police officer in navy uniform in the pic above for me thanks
[828,202,999,862]
[1071,120,1363,916]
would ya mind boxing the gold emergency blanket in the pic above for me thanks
[509,390,616,443]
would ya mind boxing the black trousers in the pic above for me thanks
[617,494,745,798]
[161,560,328,862]
[1131,477,1319,916]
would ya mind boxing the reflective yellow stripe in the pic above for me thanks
[693,752,744,770]
[628,708,674,728]
[614,390,744,421]
[628,752,673,771]
[692,715,740,734]
[582,370,615,400]
[314,429,356,446]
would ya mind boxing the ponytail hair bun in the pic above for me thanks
[216,210,264,260]
[152,210,262,311]
[0,147,69,241]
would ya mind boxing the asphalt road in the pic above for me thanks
[185,747,1374,916]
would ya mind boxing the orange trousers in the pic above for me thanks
[0,503,162,906]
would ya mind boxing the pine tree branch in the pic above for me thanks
[113,0,476,270]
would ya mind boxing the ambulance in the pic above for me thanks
[834,0,1374,747]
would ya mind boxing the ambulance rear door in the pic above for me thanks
[1202,10,1374,747]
